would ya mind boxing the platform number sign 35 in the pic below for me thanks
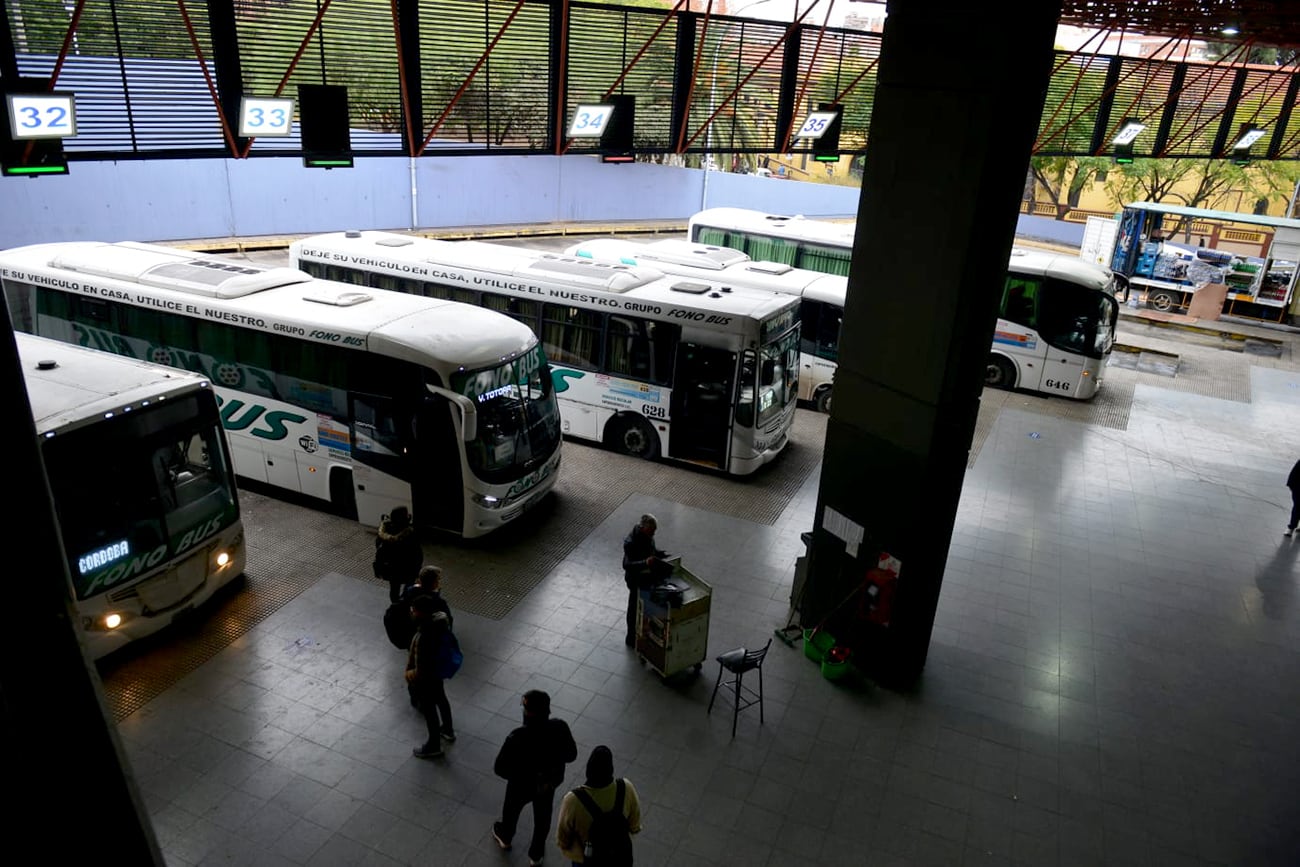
[795,111,838,140]
[6,94,77,139]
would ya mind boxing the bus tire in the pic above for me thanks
[815,387,833,414]
[1147,290,1177,312]
[329,468,358,520]
[605,414,660,460]
[985,355,1016,390]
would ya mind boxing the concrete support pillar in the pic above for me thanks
[799,0,1063,685]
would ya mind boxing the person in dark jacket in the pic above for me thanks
[405,599,455,757]
[1286,459,1300,537]
[375,505,422,603]
[401,565,453,629]
[622,514,669,647]
[491,690,578,867]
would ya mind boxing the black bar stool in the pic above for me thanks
[707,638,771,737]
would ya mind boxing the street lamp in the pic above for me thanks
[702,0,778,207]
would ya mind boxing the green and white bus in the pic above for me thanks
[1,242,563,538]
[686,209,1119,402]
[18,333,245,659]
[289,231,801,475]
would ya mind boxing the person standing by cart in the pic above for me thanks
[622,514,670,648]
[1286,458,1300,537]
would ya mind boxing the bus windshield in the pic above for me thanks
[454,344,562,485]
[1036,278,1118,360]
[756,328,801,426]
[43,393,237,600]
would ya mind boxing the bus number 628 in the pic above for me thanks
[641,404,666,419]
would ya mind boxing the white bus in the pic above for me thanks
[289,231,802,475]
[686,209,1120,401]
[567,238,845,412]
[1,242,563,539]
[18,333,245,659]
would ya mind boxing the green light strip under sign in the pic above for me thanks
[3,165,69,175]
[306,159,353,167]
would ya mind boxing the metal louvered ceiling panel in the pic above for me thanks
[564,3,677,152]
[236,0,401,154]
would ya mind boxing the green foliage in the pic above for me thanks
[1103,157,1300,219]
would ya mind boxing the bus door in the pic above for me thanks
[413,395,465,534]
[668,342,735,468]
[348,393,416,528]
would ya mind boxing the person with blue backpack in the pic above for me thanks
[405,597,462,758]
[555,745,641,865]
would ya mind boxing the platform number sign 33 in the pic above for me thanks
[238,97,295,137]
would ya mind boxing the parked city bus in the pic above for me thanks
[1100,202,1299,323]
[686,209,1119,401]
[17,332,245,659]
[0,242,562,538]
[289,231,801,475]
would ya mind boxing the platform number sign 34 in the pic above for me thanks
[567,104,613,138]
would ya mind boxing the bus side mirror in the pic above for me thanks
[424,385,478,442]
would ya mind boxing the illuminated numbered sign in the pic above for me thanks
[1112,121,1145,146]
[1233,128,1266,151]
[567,104,614,138]
[239,96,295,137]
[5,93,77,139]
[793,111,838,140]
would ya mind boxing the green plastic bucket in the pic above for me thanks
[821,646,853,681]
[803,629,835,663]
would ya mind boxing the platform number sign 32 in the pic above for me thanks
[238,97,295,137]
[6,93,77,139]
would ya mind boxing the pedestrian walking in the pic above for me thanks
[375,505,422,603]
[556,745,641,866]
[1286,458,1300,537]
[405,598,456,758]
[492,690,578,867]
[622,514,670,647]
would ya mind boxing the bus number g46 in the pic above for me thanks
[641,404,666,419]
[1044,379,1071,392]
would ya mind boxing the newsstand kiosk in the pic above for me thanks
[635,559,712,678]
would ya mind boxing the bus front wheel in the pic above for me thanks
[606,415,660,460]
[815,388,833,414]
[1147,290,1177,312]
[985,355,1016,390]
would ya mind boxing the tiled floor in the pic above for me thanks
[120,366,1300,866]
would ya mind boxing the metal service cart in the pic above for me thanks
[636,560,712,678]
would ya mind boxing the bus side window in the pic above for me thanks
[817,306,842,362]
[1002,276,1040,328]
[3,279,35,333]
[799,300,820,357]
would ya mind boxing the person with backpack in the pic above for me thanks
[405,599,459,758]
[556,745,641,865]
[386,565,453,653]
[375,505,422,603]
[491,690,578,867]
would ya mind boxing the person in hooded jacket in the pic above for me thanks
[555,745,642,865]
[405,600,455,757]
[491,690,577,867]
[375,505,422,603]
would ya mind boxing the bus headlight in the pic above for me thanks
[216,551,231,568]
[105,613,123,629]
[84,612,128,631]
[472,493,503,509]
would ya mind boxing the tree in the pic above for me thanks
[1027,156,1110,217]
